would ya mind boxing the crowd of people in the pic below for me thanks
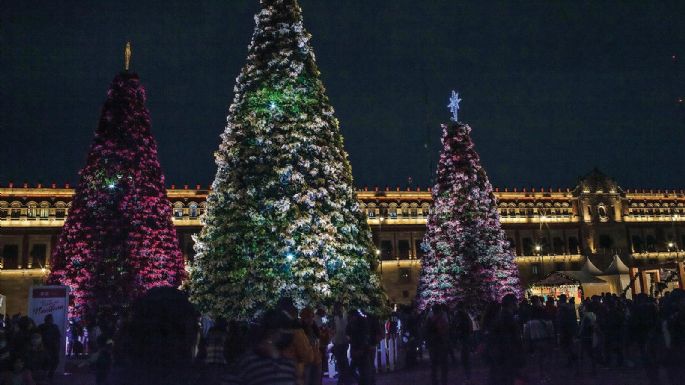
[1,287,685,385]
[0,314,61,385]
[415,289,685,385]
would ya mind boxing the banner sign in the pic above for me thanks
[28,285,69,374]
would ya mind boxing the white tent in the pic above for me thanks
[581,257,603,276]
[600,254,632,298]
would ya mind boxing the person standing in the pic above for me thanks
[276,298,314,385]
[487,294,524,385]
[300,308,322,385]
[37,314,60,381]
[331,303,351,385]
[556,295,578,366]
[425,304,449,385]
[23,333,50,385]
[454,302,473,382]
[222,310,297,385]
[346,310,371,385]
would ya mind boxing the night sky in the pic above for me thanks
[2,1,684,189]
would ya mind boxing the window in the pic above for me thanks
[554,262,564,272]
[30,244,47,268]
[173,203,184,218]
[398,240,410,259]
[410,205,418,217]
[189,203,198,218]
[398,268,412,283]
[39,202,49,218]
[646,235,656,252]
[599,235,614,250]
[631,236,643,253]
[367,208,375,218]
[414,239,425,259]
[55,202,66,219]
[597,205,608,220]
[553,237,565,254]
[27,202,37,218]
[568,237,579,254]
[2,245,19,269]
[0,202,7,219]
[380,240,393,260]
[388,204,397,219]
[522,238,533,255]
[10,202,21,219]
[421,204,430,217]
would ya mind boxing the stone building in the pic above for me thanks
[1,169,685,313]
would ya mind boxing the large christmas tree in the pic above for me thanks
[191,0,384,320]
[49,65,186,318]
[417,93,521,311]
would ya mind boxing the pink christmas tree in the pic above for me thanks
[49,71,186,319]
[417,97,521,311]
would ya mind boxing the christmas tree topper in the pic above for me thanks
[124,42,132,71]
[447,90,462,122]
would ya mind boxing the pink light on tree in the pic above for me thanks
[417,92,521,311]
[49,59,185,319]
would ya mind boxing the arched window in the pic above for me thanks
[55,202,66,219]
[10,202,21,219]
[379,203,388,219]
[367,203,376,218]
[597,204,608,221]
[410,203,418,217]
[0,201,8,219]
[400,203,409,218]
[27,202,37,218]
[173,202,184,218]
[421,203,430,217]
[39,202,50,218]
[189,202,198,218]
[388,203,398,219]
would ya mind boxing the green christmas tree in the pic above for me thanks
[191,0,384,320]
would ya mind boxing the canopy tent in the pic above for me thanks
[581,257,603,276]
[600,254,632,297]
[530,270,610,302]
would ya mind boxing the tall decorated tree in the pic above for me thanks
[191,0,384,320]
[49,48,186,318]
[417,92,521,311]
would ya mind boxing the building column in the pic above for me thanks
[629,267,638,297]
[639,270,648,294]
[677,262,685,290]
[20,234,29,269]
[47,235,57,269]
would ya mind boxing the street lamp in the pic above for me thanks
[377,216,385,274]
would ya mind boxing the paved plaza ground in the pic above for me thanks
[54,348,674,385]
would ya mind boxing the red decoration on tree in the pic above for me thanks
[417,120,522,311]
[48,72,186,319]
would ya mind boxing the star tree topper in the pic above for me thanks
[447,90,462,122]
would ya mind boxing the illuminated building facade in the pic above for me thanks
[1,169,685,313]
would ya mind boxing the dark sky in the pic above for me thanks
[2,1,684,189]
